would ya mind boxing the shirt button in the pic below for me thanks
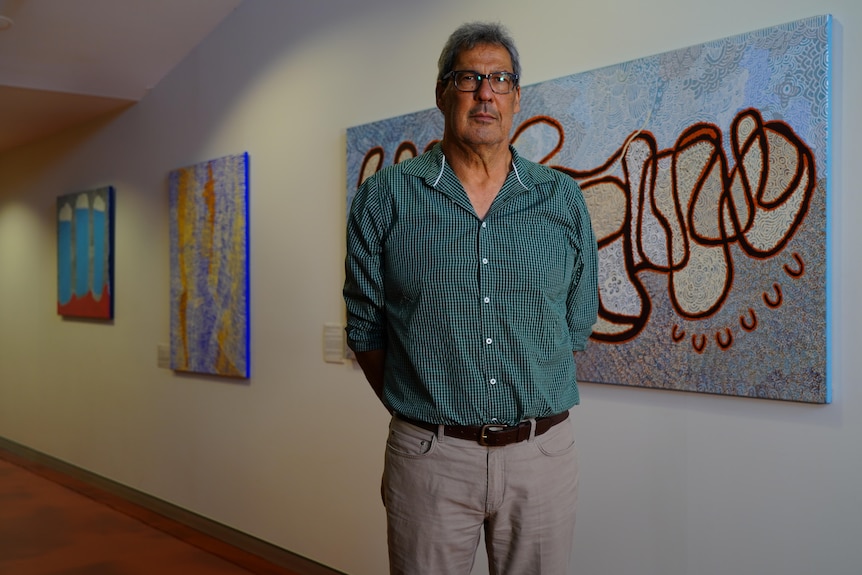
[485,338,493,345]
[482,222,487,228]
[482,258,489,265]
[483,297,490,304]
[490,378,497,385]
[490,418,499,424]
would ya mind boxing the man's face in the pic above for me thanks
[436,43,521,151]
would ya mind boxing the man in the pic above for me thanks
[344,21,598,575]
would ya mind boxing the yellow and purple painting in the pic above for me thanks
[169,153,249,378]
[346,16,831,403]
[57,186,114,319]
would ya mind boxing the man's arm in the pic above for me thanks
[344,174,391,412]
[354,349,389,411]
[565,178,600,350]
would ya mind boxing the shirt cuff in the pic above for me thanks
[346,332,386,353]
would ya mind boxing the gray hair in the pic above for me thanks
[437,22,521,82]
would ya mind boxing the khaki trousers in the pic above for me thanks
[383,414,578,575]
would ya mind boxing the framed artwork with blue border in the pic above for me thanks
[169,152,250,379]
[57,186,115,320]
[346,16,831,403]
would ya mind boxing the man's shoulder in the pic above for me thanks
[513,152,578,189]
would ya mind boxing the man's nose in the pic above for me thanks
[475,76,495,100]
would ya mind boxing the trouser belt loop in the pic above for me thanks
[436,424,446,444]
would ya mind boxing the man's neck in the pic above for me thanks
[440,139,512,219]
[440,139,512,184]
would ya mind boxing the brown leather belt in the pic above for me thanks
[397,411,569,447]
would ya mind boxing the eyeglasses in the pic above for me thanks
[443,70,519,94]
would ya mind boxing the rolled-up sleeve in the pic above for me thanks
[344,177,388,352]
[565,179,599,351]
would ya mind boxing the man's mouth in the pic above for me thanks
[470,110,497,121]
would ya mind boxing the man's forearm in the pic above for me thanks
[354,349,388,411]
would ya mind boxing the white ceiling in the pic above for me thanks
[0,0,244,154]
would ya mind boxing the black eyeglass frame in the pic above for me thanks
[442,70,520,94]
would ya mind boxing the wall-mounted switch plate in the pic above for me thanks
[323,323,345,364]
[157,344,171,369]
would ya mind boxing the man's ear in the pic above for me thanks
[435,81,446,111]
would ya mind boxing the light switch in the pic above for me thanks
[157,344,171,369]
[323,323,345,364]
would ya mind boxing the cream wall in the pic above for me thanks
[1,1,860,574]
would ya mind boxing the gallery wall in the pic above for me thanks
[1,1,860,574]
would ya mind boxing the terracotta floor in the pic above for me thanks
[0,451,304,575]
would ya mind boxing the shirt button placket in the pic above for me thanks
[480,220,499,418]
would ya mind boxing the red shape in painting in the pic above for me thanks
[57,287,112,319]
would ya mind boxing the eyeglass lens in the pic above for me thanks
[453,71,516,94]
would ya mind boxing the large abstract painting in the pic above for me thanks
[57,186,115,319]
[169,153,250,378]
[346,16,831,403]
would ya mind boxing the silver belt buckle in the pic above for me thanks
[479,424,506,446]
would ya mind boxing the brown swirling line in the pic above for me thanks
[511,116,566,164]
[555,108,814,343]
[716,328,733,350]
[395,141,418,164]
[783,252,805,278]
[763,283,783,308]
[740,308,758,331]
[357,146,385,188]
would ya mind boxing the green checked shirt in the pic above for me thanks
[344,143,598,426]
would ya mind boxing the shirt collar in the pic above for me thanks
[403,142,555,192]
